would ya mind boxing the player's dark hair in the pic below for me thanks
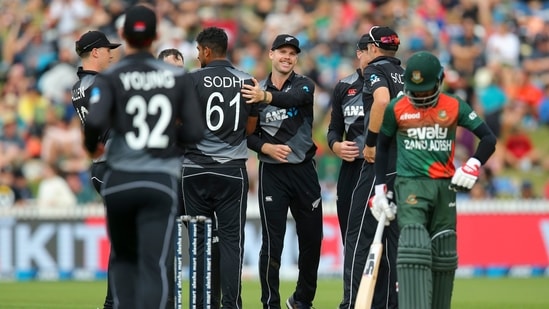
[158,48,183,61]
[196,27,228,57]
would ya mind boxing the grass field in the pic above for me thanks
[1,278,549,308]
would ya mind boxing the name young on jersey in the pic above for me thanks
[120,70,175,90]
[404,124,452,151]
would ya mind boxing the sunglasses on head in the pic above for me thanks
[367,26,400,48]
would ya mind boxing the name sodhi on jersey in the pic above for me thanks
[203,76,246,88]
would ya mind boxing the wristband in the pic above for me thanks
[262,90,267,103]
[365,129,378,147]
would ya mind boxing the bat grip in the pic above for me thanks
[373,213,386,244]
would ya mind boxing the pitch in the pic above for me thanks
[0,278,548,308]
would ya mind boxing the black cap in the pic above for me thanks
[271,34,301,53]
[364,26,400,51]
[75,31,121,56]
[123,5,157,42]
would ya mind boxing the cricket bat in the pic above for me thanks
[354,212,386,309]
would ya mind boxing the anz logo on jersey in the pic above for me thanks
[343,105,364,117]
[265,107,299,123]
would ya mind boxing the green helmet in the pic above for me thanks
[404,51,444,108]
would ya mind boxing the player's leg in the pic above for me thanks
[431,230,457,309]
[90,162,114,309]
[336,159,363,244]
[288,161,323,307]
[182,167,219,309]
[101,170,138,309]
[211,167,248,308]
[339,161,375,309]
[258,162,291,308]
[397,224,432,309]
[372,172,398,309]
[394,177,436,309]
[135,173,178,309]
[430,179,458,309]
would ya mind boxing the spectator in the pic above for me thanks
[449,16,484,75]
[65,172,98,204]
[0,114,26,169]
[520,180,537,199]
[36,163,77,208]
[40,107,88,174]
[11,168,33,205]
[0,166,16,208]
[485,20,521,68]
[538,82,549,126]
[503,125,542,171]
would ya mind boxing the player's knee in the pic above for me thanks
[431,230,458,272]
[397,224,432,268]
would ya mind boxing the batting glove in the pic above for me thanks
[449,157,481,192]
[369,184,396,224]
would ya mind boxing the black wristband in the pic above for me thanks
[365,129,378,147]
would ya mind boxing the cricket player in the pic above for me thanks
[242,34,322,309]
[182,26,257,309]
[83,5,204,308]
[339,26,402,309]
[71,29,120,309]
[326,34,372,244]
[372,51,496,309]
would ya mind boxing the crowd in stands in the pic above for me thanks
[1,0,549,209]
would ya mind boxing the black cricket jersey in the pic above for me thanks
[248,71,317,164]
[83,52,204,177]
[182,59,256,168]
[72,67,110,162]
[363,56,404,170]
[327,69,365,158]
[363,56,405,114]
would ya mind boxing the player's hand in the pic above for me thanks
[261,143,292,163]
[333,141,359,162]
[449,157,481,192]
[363,145,375,163]
[369,184,396,224]
[241,78,264,104]
[90,143,105,160]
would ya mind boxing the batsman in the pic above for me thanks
[372,51,496,309]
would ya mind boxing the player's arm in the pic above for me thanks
[246,115,258,136]
[263,78,315,108]
[326,83,345,149]
[374,132,392,185]
[327,83,359,161]
[450,101,497,192]
[470,123,497,165]
[84,77,112,155]
[363,86,390,162]
[241,76,314,107]
[178,74,205,144]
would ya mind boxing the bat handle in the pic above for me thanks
[373,213,386,244]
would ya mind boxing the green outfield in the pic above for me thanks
[0,278,548,308]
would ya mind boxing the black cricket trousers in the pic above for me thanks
[340,161,398,309]
[258,160,323,309]
[91,162,114,309]
[101,169,178,309]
